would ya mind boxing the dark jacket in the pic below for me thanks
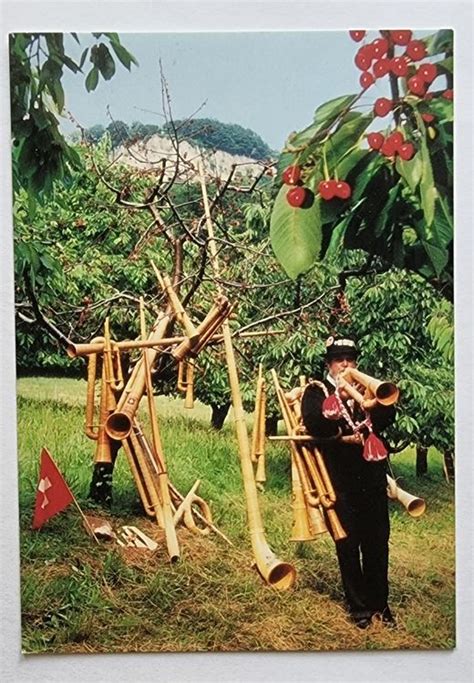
[301,379,395,494]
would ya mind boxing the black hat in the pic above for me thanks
[324,336,358,360]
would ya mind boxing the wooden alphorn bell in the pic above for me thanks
[105,310,172,441]
[386,475,426,517]
[271,371,329,541]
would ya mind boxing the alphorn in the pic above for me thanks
[67,329,285,358]
[199,160,296,590]
[105,311,172,440]
[150,261,199,344]
[338,368,399,409]
[139,297,180,562]
[271,370,346,542]
[272,372,330,541]
[84,326,122,466]
[131,419,233,545]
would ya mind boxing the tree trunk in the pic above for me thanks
[210,402,231,430]
[265,414,279,436]
[88,439,121,506]
[443,449,455,483]
[416,444,428,477]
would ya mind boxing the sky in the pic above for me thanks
[60,30,400,151]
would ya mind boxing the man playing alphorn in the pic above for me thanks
[301,336,396,629]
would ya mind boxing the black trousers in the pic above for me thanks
[333,486,390,619]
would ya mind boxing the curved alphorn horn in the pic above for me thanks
[105,311,172,440]
[340,368,399,407]
[199,160,296,590]
[139,297,180,563]
[386,475,426,517]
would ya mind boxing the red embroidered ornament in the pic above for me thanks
[322,391,388,461]
[322,394,342,419]
[363,432,388,461]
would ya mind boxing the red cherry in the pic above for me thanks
[367,132,385,150]
[374,97,393,117]
[422,113,435,123]
[350,30,366,42]
[380,138,397,157]
[334,181,352,200]
[386,131,404,152]
[405,40,428,61]
[282,165,302,185]
[318,180,338,201]
[391,56,409,77]
[354,48,372,71]
[442,89,454,100]
[359,71,375,89]
[373,58,391,78]
[398,142,415,161]
[424,92,435,101]
[418,62,438,84]
[408,75,426,96]
[286,186,307,207]
[371,38,389,58]
[391,30,413,46]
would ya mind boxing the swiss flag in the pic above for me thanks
[32,448,74,530]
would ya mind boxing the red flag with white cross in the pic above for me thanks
[32,448,74,530]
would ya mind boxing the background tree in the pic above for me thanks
[10,32,138,203]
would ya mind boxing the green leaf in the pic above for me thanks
[351,154,385,202]
[324,213,351,260]
[270,184,321,279]
[326,114,372,173]
[313,94,358,130]
[435,56,453,74]
[424,29,453,56]
[374,184,399,238]
[95,44,116,80]
[421,240,449,277]
[427,97,453,123]
[335,148,369,182]
[414,110,436,226]
[50,79,65,112]
[434,195,453,247]
[85,67,99,92]
[62,54,80,73]
[79,48,89,70]
[109,41,138,70]
[396,152,423,193]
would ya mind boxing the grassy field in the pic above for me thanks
[16,376,455,654]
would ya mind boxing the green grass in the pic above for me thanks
[16,377,455,654]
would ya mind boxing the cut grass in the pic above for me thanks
[17,377,455,654]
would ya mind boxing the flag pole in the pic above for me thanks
[71,494,101,544]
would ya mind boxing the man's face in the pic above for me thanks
[327,355,357,379]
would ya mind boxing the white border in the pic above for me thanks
[1,2,473,681]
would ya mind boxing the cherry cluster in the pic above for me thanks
[351,29,453,104]
[282,164,352,207]
[282,165,314,208]
[367,131,415,160]
[318,179,351,201]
